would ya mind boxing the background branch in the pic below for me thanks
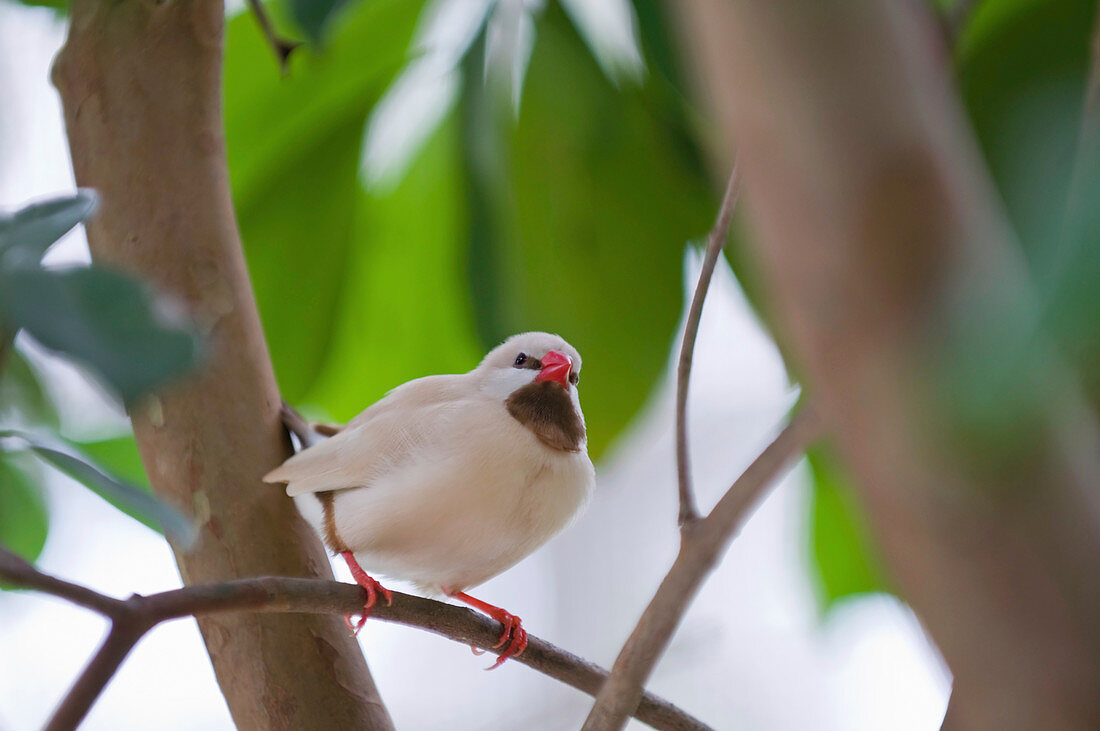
[0,548,708,731]
[673,0,1100,728]
[675,166,741,526]
[583,406,822,730]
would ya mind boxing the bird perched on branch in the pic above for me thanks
[264,332,595,668]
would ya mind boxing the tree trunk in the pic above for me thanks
[673,0,1100,728]
[51,1,393,727]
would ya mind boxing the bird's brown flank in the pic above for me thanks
[315,490,349,553]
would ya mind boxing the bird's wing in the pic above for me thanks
[263,374,472,496]
[343,373,471,431]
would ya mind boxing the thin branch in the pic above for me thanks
[0,549,125,616]
[675,165,742,527]
[45,621,149,731]
[0,550,708,731]
[246,0,302,74]
[582,405,823,731]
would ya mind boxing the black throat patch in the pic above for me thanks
[505,381,586,452]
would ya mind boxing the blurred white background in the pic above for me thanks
[0,3,950,729]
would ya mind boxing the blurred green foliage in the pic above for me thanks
[228,0,715,458]
[957,0,1100,407]
[2,0,1097,615]
[0,349,56,428]
[288,0,350,44]
[809,0,1100,609]
[226,0,425,404]
[0,191,203,405]
[0,453,47,569]
[461,5,713,455]
[808,446,889,609]
[0,192,199,565]
[17,435,194,546]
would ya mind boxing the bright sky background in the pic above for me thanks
[0,2,951,728]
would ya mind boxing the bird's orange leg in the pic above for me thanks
[340,551,392,635]
[449,591,528,670]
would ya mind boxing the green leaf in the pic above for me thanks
[0,430,195,547]
[0,265,202,405]
[303,114,484,414]
[0,452,48,570]
[463,5,715,457]
[808,445,889,611]
[0,190,96,267]
[226,0,425,402]
[0,348,58,428]
[958,0,1093,273]
[289,0,352,45]
[956,0,1100,407]
[9,0,67,9]
[75,434,149,490]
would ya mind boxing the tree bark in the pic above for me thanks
[51,1,393,727]
[673,1,1100,729]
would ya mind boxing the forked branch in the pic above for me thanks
[582,406,822,730]
[0,549,709,731]
[584,160,822,730]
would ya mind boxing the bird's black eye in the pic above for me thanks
[513,353,527,368]
[569,372,579,386]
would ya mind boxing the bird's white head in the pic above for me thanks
[477,332,582,397]
[476,332,587,452]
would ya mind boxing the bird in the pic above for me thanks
[263,332,596,668]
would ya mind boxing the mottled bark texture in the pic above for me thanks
[51,1,393,727]
[674,1,1100,729]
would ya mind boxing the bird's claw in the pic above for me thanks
[343,613,368,635]
[340,551,392,637]
[448,591,527,669]
[485,611,527,671]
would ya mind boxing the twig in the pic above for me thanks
[246,0,301,74]
[582,406,822,731]
[45,622,148,731]
[0,549,708,731]
[676,166,741,526]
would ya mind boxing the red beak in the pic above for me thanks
[534,350,573,388]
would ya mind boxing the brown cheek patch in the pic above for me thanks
[505,381,586,452]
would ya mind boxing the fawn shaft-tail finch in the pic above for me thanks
[264,332,595,668]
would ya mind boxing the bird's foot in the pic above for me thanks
[450,591,528,670]
[340,551,392,636]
